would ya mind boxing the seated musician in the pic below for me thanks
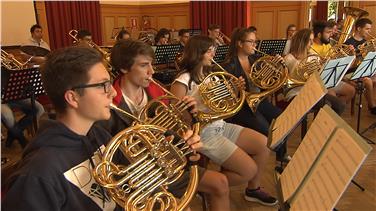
[115,29,131,41]
[344,18,376,115]
[98,39,231,211]
[208,24,228,46]
[1,99,44,148]
[154,28,170,45]
[284,28,346,115]
[2,46,202,210]
[283,24,297,56]
[223,27,289,162]
[310,20,356,106]
[21,24,50,64]
[171,35,278,206]
[74,29,93,47]
[178,28,190,49]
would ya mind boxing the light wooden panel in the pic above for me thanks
[278,10,299,38]
[103,16,115,42]
[249,1,309,39]
[100,3,190,45]
[254,11,274,39]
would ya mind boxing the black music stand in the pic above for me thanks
[1,67,45,132]
[350,52,376,144]
[188,29,202,36]
[320,55,356,89]
[213,45,229,63]
[153,44,181,68]
[256,39,287,56]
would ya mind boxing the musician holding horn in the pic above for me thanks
[310,20,356,106]
[223,27,290,163]
[98,39,231,211]
[344,18,376,115]
[208,24,230,46]
[171,35,278,206]
[3,47,121,210]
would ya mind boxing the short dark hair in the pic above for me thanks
[30,24,42,33]
[248,26,257,33]
[41,47,103,113]
[208,24,221,31]
[111,40,154,73]
[77,29,92,39]
[116,29,131,41]
[178,29,190,36]
[355,18,372,30]
[312,20,329,37]
[155,28,170,43]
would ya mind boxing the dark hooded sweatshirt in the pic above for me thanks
[2,119,121,211]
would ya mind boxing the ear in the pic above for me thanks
[120,68,128,74]
[64,90,80,109]
[237,40,243,49]
[318,32,322,38]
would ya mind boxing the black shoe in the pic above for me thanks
[244,187,278,206]
[276,155,292,163]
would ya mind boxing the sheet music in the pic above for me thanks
[351,52,376,80]
[269,71,327,149]
[320,55,356,88]
[280,106,338,202]
[289,127,371,211]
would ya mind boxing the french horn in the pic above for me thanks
[93,84,200,211]
[68,29,115,78]
[1,49,28,70]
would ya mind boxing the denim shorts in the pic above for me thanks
[199,121,243,165]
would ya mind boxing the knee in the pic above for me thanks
[209,174,230,197]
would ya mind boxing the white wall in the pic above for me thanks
[1,1,37,46]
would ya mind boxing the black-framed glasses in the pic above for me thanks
[72,80,113,93]
[243,39,257,45]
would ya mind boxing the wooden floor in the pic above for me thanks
[1,96,375,210]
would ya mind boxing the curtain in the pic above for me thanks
[45,1,102,50]
[190,1,247,37]
[315,1,328,21]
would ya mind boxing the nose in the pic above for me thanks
[148,64,155,75]
[109,84,117,99]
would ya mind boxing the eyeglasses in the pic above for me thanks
[207,46,217,53]
[243,39,257,45]
[72,80,113,93]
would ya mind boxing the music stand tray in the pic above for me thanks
[257,39,287,56]
[268,71,327,150]
[276,106,372,211]
[1,67,45,131]
[1,67,45,103]
[320,55,355,89]
[213,45,229,63]
[350,51,376,80]
[153,44,181,65]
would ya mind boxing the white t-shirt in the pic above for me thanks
[122,88,148,117]
[174,72,225,128]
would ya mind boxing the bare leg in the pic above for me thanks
[335,82,356,103]
[362,77,376,108]
[197,170,230,211]
[234,128,269,189]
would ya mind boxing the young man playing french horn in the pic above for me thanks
[2,46,202,211]
[98,39,231,211]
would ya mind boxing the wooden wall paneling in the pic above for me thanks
[253,11,274,39]
[278,9,299,38]
[157,16,172,29]
[100,3,189,45]
[173,15,188,30]
[103,16,116,45]
[249,1,308,39]
[35,2,50,45]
